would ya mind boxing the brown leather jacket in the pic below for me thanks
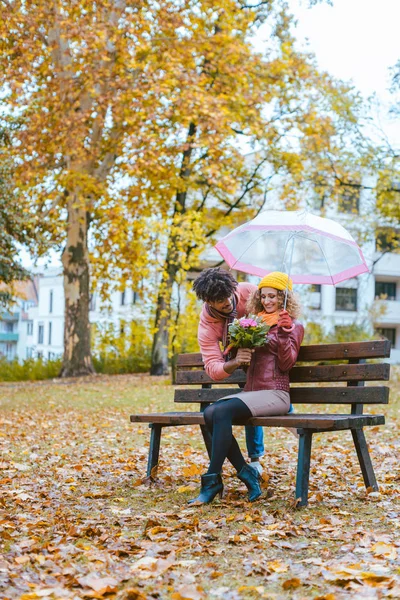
[244,321,304,393]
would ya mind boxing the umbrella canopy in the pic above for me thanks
[215,209,369,285]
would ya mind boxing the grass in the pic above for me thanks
[0,369,400,599]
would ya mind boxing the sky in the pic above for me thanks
[22,0,400,268]
[286,0,400,147]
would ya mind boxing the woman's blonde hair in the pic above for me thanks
[246,288,302,319]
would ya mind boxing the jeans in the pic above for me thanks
[245,425,264,459]
[245,403,294,459]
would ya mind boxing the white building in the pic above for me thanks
[285,182,400,363]
[0,279,38,361]
[7,268,143,362]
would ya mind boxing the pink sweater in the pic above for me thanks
[197,282,257,381]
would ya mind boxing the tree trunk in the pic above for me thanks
[150,122,197,376]
[60,201,95,377]
[150,290,170,376]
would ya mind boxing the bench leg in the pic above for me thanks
[295,430,313,507]
[351,428,378,491]
[147,424,162,478]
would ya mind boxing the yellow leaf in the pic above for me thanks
[15,555,30,564]
[121,589,147,600]
[210,571,223,579]
[371,542,397,559]
[282,577,301,590]
[267,560,288,573]
[182,464,202,477]
[177,485,195,493]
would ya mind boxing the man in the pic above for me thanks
[193,267,264,473]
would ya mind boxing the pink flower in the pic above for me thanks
[239,318,258,328]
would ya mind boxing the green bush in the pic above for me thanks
[92,352,150,374]
[0,352,151,382]
[92,319,152,374]
[303,320,373,346]
[0,357,62,382]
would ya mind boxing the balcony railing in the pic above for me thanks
[374,300,400,324]
[373,252,400,277]
[0,311,19,321]
[0,333,19,342]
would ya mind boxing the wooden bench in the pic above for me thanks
[130,340,391,506]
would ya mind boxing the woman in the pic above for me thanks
[189,272,304,505]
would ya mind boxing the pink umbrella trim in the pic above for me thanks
[215,242,369,285]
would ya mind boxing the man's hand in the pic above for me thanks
[223,347,254,374]
[235,348,254,367]
[277,309,293,330]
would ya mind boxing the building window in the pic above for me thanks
[338,187,360,214]
[132,291,139,304]
[89,293,96,311]
[309,284,321,309]
[375,281,397,301]
[376,328,396,347]
[48,322,52,345]
[49,290,53,313]
[5,322,13,333]
[37,351,43,359]
[38,324,44,344]
[27,321,33,336]
[376,228,400,252]
[26,347,34,359]
[335,288,357,311]
[121,291,126,306]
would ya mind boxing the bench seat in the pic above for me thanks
[131,411,385,430]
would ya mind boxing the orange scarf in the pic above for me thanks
[258,310,279,327]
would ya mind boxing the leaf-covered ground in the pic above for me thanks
[1,369,400,600]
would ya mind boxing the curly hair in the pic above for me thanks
[192,268,238,302]
[246,288,302,319]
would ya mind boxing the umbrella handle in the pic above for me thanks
[283,234,295,311]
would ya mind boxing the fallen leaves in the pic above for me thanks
[1,372,400,599]
[371,541,398,559]
[77,574,119,595]
[282,577,302,590]
[171,584,205,600]
[182,464,203,477]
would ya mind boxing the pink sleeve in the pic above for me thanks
[198,327,231,381]
[276,322,304,372]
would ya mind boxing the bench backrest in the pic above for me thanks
[174,340,391,413]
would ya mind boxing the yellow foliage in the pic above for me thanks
[0,0,378,373]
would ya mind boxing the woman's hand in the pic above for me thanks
[234,348,254,367]
[277,309,293,330]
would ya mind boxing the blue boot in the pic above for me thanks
[237,463,262,502]
[188,473,223,505]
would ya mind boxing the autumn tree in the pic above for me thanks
[124,2,370,375]
[0,1,178,376]
[0,0,377,377]
[0,127,31,305]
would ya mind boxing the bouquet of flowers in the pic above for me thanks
[223,314,270,356]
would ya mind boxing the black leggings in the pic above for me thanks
[203,397,252,474]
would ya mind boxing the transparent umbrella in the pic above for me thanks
[215,209,369,305]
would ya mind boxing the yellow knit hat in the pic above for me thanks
[258,271,293,291]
